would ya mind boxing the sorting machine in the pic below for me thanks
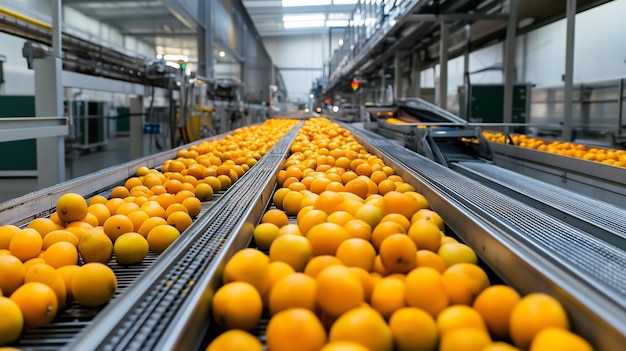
[1,118,625,351]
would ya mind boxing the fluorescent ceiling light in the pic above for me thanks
[284,20,326,28]
[326,20,349,27]
[333,0,358,4]
[282,0,331,6]
[163,54,188,62]
[283,14,325,22]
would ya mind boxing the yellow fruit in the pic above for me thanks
[316,265,364,317]
[342,219,372,241]
[43,241,78,268]
[205,329,263,351]
[182,196,202,218]
[282,191,305,216]
[298,209,328,236]
[436,305,488,334]
[42,230,79,250]
[223,248,270,296]
[269,273,317,315]
[0,254,25,296]
[353,204,384,229]
[195,183,214,201]
[529,327,593,351]
[509,293,569,350]
[306,222,351,256]
[146,224,180,253]
[389,307,438,351]
[269,234,313,272]
[26,218,61,237]
[329,307,393,351]
[0,225,20,250]
[9,228,43,262]
[370,277,406,319]
[382,191,420,219]
[114,232,149,265]
[439,327,492,351]
[320,342,370,351]
[212,282,262,331]
[137,217,168,238]
[103,214,134,242]
[167,211,193,232]
[56,265,80,302]
[10,282,58,328]
[303,255,343,278]
[416,249,446,273]
[266,308,326,351]
[407,218,442,252]
[482,342,522,351]
[24,263,66,307]
[262,209,290,228]
[404,267,449,317]
[253,223,280,251]
[23,257,46,273]
[71,262,117,307]
[56,193,88,223]
[78,229,113,264]
[335,238,376,271]
[442,263,490,305]
[0,296,23,345]
[437,242,478,267]
[472,285,521,340]
[378,234,417,274]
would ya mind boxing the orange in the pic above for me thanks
[10,282,57,328]
[437,242,478,267]
[347,267,376,303]
[203,176,222,193]
[370,277,406,319]
[436,305,488,334]
[407,218,442,252]
[205,329,263,351]
[23,257,46,273]
[23,263,66,307]
[269,273,317,315]
[223,248,270,296]
[389,307,438,351]
[482,342,522,351]
[41,230,78,250]
[316,265,364,316]
[211,282,262,331]
[328,306,393,351]
[371,221,405,250]
[127,210,150,232]
[416,249,446,273]
[115,202,140,216]
[303,255,343,278]
[442,263,490,305]
[326,211,353,226]
[56,193,88,223]
[0,225,20,250]
[105,198,126,217]
[164,179,184,194]
[113,232,149,265]
[0,296,23,345]
[381,191,420,219]
[26,218,61,237]
[412,209,444,230]
[379,234,417,274]
[306,222,351,256]
[277,224,302,236]
[298,209,328,236]
[78,229,113,264]
[439,327,492,351]
[110,185,130,198]
[0,254,25,296]
[353,204,384,229]
[310,177,332,194]
[146,224,180,253]
[71,262,117,307]
[56,265,79,302]
[253,223,280,251]
[182,196,202,218]
[147,197,170,217]
[282,191,305,216]
[509,293,569,349]
[335,238,376,271]
[167,211,193,232]
[342,219,372,241]
[266,261,296,301]
[269,234,313,272]
[42,241,78,268]
[9,228,43,262]
[103,214,134,242]
[404,267,449,317]
[472,285,521,340]
[314,191,345,215]
[137,217,168,238]
[87,203,111,226]
[124,176,143,190]
[88,194,108,206]
[320,342,369,351]
[344,178,369,199]
[372,255,390,276]
[379,213,411,232]
[266,308,326,351]
[529,327,593,351]
[262,209,290,228]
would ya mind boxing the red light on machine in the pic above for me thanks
[324,98,331,105]
[351,80,360,91]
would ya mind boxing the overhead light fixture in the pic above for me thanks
[219,51,226,57]
[162,54,189,62]
[284,20,326,28]
[338,38,344,46]
[283,14,325,22]
[333,0,358,4]
[326,20,349,27]
[282,0,331,6]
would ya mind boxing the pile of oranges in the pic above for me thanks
[483,131,626,168]
[0,118,298,347]
[207,118,594,351]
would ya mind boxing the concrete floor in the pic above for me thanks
[0,136,132,203]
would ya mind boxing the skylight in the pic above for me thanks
[282,0,331,7]
[283,20,326,28]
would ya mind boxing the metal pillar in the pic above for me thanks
[563,0,576,141]
[438,21,449,109]
[503,0,518,124]
[380,67,386,104]
[130,97,144,159]
[197,0,214,78]
[463,24,471,120]
[394,51,404,99]
[409,52,421,98]
[35,0,64,188]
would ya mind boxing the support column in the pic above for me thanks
[409,52,421,98]
[380,67,386,104]
[503,0,518,124]
[463,24,471,120]
[394,51,404,99]
[35,0,64,188]
[130,97,144,159]
[563,0,576,141]
[438,21,449,109]
[197,0,214,78]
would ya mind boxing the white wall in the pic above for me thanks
[0,33,34,95]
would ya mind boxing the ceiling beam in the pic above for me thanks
[245,4,355,16]
[405,13,509,22]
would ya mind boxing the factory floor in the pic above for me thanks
[0,136,132,204]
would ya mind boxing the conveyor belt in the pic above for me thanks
[344,123,626,350]
[62,122,302,351]
[452,161,626,250]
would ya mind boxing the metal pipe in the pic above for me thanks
[502,0,517,124]
[438,21,449,109]
[563,0,576,141]
[0,7,51,30]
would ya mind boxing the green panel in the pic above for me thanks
[116,107,130,133]
[469,84,528,133]
[0,96,37,171]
